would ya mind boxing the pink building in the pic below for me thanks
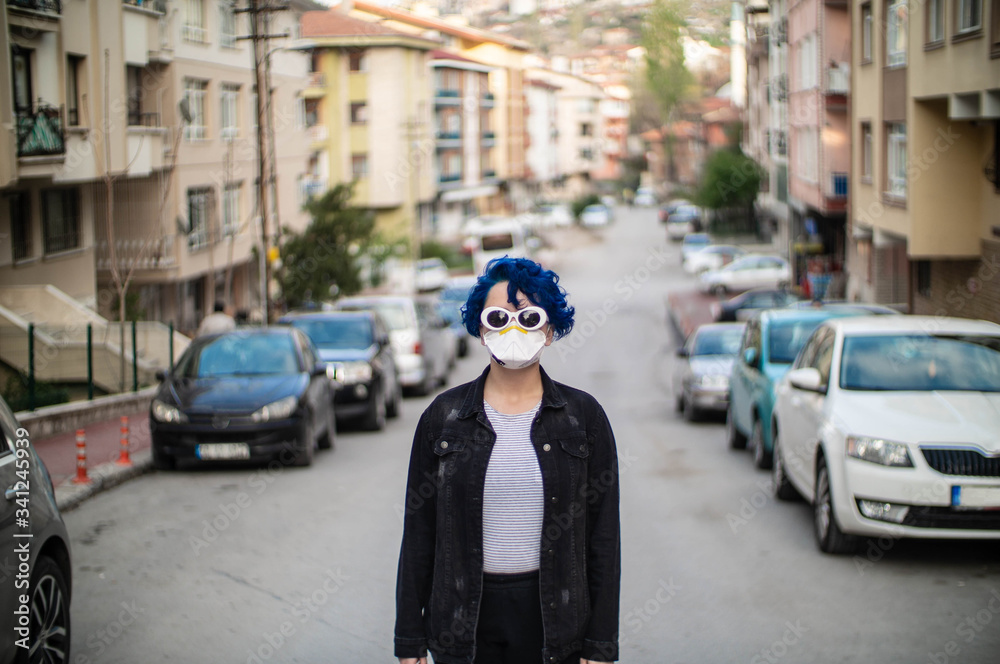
[786,0,850,291]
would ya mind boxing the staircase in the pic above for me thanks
[0,285,190,393]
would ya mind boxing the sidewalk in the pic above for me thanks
[33,410,154,512]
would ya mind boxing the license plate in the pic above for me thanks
[951,486,1000,509]
[196,443,250,460]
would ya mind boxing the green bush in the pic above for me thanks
[2,374,70,412]
[571,194,601,219]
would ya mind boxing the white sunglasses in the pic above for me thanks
[480,306,548,332]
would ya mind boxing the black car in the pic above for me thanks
[150,328,334,469]
[280,311,401,431]
[714,287,802,322]
[0,395,72,664]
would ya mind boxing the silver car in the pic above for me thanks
[673,322,746,421]
[335,295,455,396]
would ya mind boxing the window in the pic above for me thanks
[579,148,594,161]
[861,3,873,63]
[41,188,80,254]
[222,183,240,237]
[127,66,143,126]
[956,0,982,33]
[184,78,207,141]
[580,122,593,137]
[798,33,817,88]
[887,0,908,67]
[304,99,319,127]
[66,55,83,126]
[12,48,32,113]
[797,127,818,182]
[992,0,1000,56]
[351,154,368,179]
[348,50,367,72]
[350,102,367,124]
[219,1,237,48]
[927,0,945,43]
[887,122,907,199]
[9,192,31,262]
[251,86,258,131]
[221,83,239,140]
[576,98,595,114]
[916,261,931,297]
[183,0,206,42]
[861,122,873,182]
[187,187,211,249]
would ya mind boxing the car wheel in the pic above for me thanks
[386,379,402,419]
[683,395,700,422]
[458,338,468,358]
[771,432,799,501]
[363,386,387,431]
[726,407,747,449]
[290,418,315,467]
[814,456,858,554]
[752,418,772,469]
[27,556,71,664]
[152,445,175,471]
[712,285,727,297]
[318,404,335,450]
[675,393,684,413]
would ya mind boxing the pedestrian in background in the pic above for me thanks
[395,257,621,664]
[196,299,236,337]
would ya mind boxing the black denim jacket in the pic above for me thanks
[394,365,620,663]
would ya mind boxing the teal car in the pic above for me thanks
[727,308,872,468]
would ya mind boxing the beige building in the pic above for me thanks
[847,0,1000,320]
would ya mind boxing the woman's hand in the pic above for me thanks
[398,659,426,664]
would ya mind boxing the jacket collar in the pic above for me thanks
[457,364,567,419]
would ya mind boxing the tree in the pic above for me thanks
[694,147,764,233]
[641,0,693,182]
[277,184,375,308]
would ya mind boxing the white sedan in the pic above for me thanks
[684,245,747,274]
[771,316,1000,554]
[698,254,790,294]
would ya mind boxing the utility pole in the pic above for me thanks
[236,0,287,323]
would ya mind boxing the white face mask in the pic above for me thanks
[484,327,547,369]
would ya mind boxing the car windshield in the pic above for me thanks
[482,233,515,251]
[768,319,826,364]
[290,318,373,350]
[692,328,743,356]
[440,286,473,303]
[180,334,300,377]
[340,301,409,331]
[840,334,1000,391]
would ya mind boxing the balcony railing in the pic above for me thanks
[482,131,496,140]
[436,131,461,140]
[826,65,849,95]
[16,103,65,158]
[438,174,461,183]
[308,71,325,88]
[436,89,460,97]
[7,0,61,13]
[829,172,848,199]
[483,169,497,179]
[122,0,165,9]
[128,110,161,127]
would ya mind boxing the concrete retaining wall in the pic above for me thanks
[17,387,158,439]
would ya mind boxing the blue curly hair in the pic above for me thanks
[461,257,575,339]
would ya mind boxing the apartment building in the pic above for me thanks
[525,77,560,198]
[300,8,436,255]
[786,0,850,290]
[847,0,1000,319]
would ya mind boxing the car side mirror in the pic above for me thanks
[788,367,826,394]
[312,362,328,378]
[676,347,689,358]
[379,335,391,346]
[743,347,759,368]
[155,369,168,382]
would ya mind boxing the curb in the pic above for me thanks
[54,449,154,513]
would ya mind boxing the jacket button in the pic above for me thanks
[550,602,556,609]
[542,443,551,452]
[579,444,586,452]
[440,441,449,449]
[551,496,558,503]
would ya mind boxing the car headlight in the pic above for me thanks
[152,399,188,423]
[846,436,914,467]
[251,395,299,423]
[693,374,729,389]
[338,361,373,384]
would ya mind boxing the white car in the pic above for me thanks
[665,205,701,241]
[698,254,791,295]
[684,244,747,274]
[580,203,612,227]
[771,316,1000,554]
[634,186,657,207]
[415,257,449,292]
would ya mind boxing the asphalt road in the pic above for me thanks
[65,206,1000,663]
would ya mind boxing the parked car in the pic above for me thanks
[436,275,479,358]
[463,216,531,276]
[684,244,747,275]
[658,198,691,223]
[634,186,657,207]
[415,257,449,292]
[665,205,702,241]
[699,254,791,295]
[679,233,712,265]
[150,328,335,469]
[727,308,870,469]
[335,295,455,396]
[713,287,802,322]
[785,300,901,315]
[580,203,613,227]
[280,311,401,431]
[534,203,573,228]
[673,322,746,421]
[0,394,73,663]
[772,316,1000,553]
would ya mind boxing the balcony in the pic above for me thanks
[435,89,461,106]
[16,103,65,158]
[308,124,329,143]
[483,169,497,179]
[308,71,325,88]
[301,178,326,201]
[482,92,495,107]
[826,65,849,96]
[829,172,848,200]
[122,0,165,10]
[438,174,462,185]
[7,0,61,13]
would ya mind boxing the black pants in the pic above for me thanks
[474,571,581,664]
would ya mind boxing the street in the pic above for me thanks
[65,206,1000,664]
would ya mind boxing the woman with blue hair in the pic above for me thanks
[395,257,621,664]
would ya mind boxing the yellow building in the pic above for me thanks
[300,8,438,252]
[848,0,1000,321]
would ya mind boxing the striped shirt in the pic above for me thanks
[482,400,544,574]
